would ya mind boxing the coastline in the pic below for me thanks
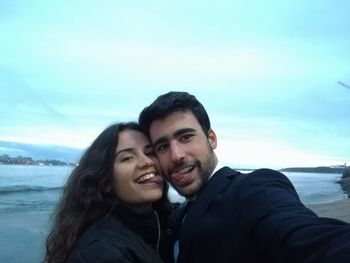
[339,177,350,198]
[306,176,350,223]
[307,198,350,223]
[0,200,349,263]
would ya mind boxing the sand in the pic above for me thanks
[307,198,350,223]
[306,176,350,223]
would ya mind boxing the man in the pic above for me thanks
[139,91,350,263]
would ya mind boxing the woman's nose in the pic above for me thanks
[139,154,155,168]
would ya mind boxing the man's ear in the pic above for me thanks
[207,129,217,150]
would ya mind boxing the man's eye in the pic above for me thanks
[180,134,193,142]
[145,151,155,157]
[156,143,168,153]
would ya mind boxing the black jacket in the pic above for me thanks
[68,205,164,263]
[177,167,350,263]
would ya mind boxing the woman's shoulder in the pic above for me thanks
[68,216,134,262]
[76,216,129,246]
[73,216,131,251]
[68,214,164,263]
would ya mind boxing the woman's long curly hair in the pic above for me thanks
[44,122,171,263]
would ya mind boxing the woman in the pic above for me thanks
[45,122,173,263]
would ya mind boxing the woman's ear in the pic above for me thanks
[104,184,111,193]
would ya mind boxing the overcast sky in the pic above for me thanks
[1,0,349,169]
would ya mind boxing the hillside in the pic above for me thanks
[0,140,83,163]
[280,166,346,174]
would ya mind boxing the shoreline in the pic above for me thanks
[306,176,350,223]
[339,177,350,198]
[307,198,350,223]
[0,198,349,263]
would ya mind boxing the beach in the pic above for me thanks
[305,176,350,223]
[1,165,350,262]
[307,198,350,223]
[0,211,51,263]
[0,200,349,263]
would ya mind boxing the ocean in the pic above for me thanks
[0,165,71,214]
[283,171,348,204]
[0,165,348,262]
[0,165,347,214]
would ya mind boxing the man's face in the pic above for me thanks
[149,111,217,199]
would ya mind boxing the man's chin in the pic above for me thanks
[177,184,200,200]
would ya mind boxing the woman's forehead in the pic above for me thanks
[116,130,151,151]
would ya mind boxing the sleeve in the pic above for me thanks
[244,169,350,263]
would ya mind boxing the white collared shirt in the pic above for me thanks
[208,161,224,180]
[173,162,225,262]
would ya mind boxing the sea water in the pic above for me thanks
[0,165,347,214]
[0,165,347,262]
[284,171,348,204]
[0,165,71,213]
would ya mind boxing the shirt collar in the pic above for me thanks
[208,161,224,180]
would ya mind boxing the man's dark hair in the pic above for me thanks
[139,91,211,136]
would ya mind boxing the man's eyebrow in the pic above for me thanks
[153,137,167,148]
[144,144,153,150]
[153,128,196,146]
[173,128,195,138]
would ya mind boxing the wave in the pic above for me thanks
[0,185,63,195]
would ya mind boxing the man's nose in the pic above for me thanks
[170,141,186,163]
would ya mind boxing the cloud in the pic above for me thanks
[0,67,71,124]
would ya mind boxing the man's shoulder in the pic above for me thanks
[220,168,292,190]
[248,168,290,181]
[215,166,240,178]
[215,166,283,180]
[215,166,284,177]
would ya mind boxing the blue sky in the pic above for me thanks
[1,0,349,169]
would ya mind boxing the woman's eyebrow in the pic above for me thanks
[114,148,133,157]
[115,144,153,157]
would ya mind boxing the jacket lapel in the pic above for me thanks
[177,167,238,262]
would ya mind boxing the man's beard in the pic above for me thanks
[168,144,217,199]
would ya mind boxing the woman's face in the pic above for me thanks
[112,129,163,210]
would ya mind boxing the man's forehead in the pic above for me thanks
[149,112,199,141]
[151,111,196,128]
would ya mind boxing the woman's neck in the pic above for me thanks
[120,202,153,214]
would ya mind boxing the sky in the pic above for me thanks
[0,0,349,169]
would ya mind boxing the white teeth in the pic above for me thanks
[177,166,193,174]
[136,173,156,183]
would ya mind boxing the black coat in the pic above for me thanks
[68,205,164,263]
[177,167,350,263]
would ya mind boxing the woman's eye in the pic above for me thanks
[121,156,133,162]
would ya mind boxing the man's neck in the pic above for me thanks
[187,161,224,201]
